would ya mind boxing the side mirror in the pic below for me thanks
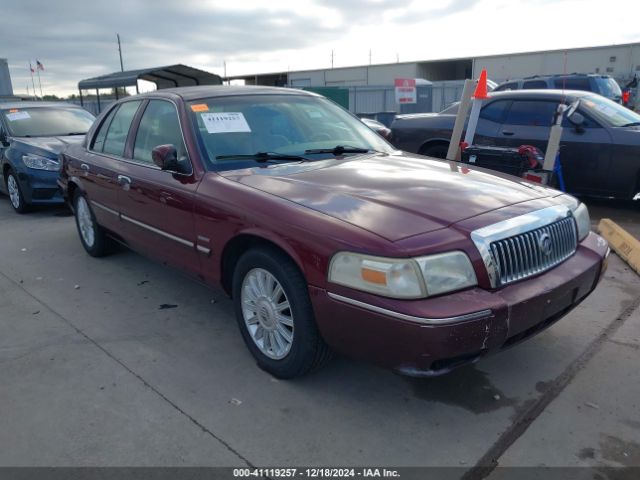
[567,111,585,127]
[151,144,179,171]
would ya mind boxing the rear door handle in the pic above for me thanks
[80,163,90,172]
[117,175,131,186]
[502,131,515,136]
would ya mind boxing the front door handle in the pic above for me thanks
[117,175,132,187]
[502,131,515,136]
[80,163,90,172]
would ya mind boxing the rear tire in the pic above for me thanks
[420,143,449,159]
[5,170,30,214]
[73,190,111,257]
[232,247,332,378]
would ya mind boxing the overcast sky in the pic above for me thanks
[2,0,639,96]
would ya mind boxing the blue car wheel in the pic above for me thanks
[5,169,29,214]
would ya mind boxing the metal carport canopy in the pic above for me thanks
[78,64,222,90]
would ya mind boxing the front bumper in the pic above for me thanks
[310,232,609,376]
[16,168,63,204]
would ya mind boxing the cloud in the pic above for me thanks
[2,0,342,94]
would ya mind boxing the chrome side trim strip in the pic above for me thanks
[120,214,194,248]
[327,292,492,325]
[90,200,119,217]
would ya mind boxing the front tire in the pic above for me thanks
[420,143,449,159]
[73,190,111,257]
[5,170,30,214]
[232,247,332,378]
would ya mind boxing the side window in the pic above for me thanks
[479,100,511,123]
[91,106,118,152]
[505,101,558,126]
[102,101,142,157]
[133,100,187,164]
[494,82,518,92]
[523,80,547,89]
[553,78,591,91]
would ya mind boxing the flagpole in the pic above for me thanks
[36,67,43,98]
[29,62,37,99]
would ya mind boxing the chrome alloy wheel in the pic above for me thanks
[76,196,95,248]
[7,174,20,209]
[241,268,294,360]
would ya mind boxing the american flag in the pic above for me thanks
[36,60,44,71]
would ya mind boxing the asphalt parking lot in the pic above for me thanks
[1,195,639,475]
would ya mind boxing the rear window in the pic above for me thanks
[553,77,591,91]
[522,80,547,89]
[494,82,518,92]
[594,77,622,99]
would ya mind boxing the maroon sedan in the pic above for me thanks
[58,86,609,379]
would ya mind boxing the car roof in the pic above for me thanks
[135,85,318,101]
[486,89,594,101]
[0,101,85,110]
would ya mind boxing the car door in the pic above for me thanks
[559,111,613,196]
[473,99,512,146]
[115,99,201,276]
[496,99,559,151]
[74,101,142,232]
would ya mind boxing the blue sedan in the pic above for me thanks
[0,102,95,213]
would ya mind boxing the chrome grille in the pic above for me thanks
[489,216,577,286]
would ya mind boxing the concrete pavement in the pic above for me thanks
[0,197,638,475]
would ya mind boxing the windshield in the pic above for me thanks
[187,94,394,171]
[594,77,622,100]
[581,94,640,127]
[1,107,95,137]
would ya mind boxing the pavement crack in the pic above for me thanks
[0,270,256,468]
[461,293,640,480]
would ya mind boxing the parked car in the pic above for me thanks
[391,89,640,200]
[58,86,608,378]
[494,74,622,103]
[0,102,95,213]
[360,117,392,140]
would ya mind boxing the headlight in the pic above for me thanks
[415,251,478,296]
[557,194,590,241]
[22,154,59,171]
[328,251,477,299]
[573,202,591,241]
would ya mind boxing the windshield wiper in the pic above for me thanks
[304,145,375,156]
[620,122,640,127]
[215,152,308,162]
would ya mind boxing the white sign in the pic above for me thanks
[394,78,417,104]
[6,111,31,121]
[201,112,251,134]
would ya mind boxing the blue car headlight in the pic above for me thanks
[22,153,60,171]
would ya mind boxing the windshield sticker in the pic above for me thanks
[201,112,251,134]
[6,111,30,122]
[306,109,323,118]
[191,103,209,112]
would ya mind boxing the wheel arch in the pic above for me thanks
[220,231,306,297]
[418,138,451,155]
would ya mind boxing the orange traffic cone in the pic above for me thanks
[473,69,489,100]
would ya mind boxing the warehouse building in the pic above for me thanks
[230,42,640,87]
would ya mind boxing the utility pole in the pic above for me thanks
[369,49,372,65]
[396,53,399,63]
[223,60,227,84]
[331,50,334,69]
[117,33,124,72]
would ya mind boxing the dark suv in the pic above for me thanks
[391,89,640,200]
[494,74,622,103]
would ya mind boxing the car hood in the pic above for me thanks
[220,152,559,242]
[12,135,85,156]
